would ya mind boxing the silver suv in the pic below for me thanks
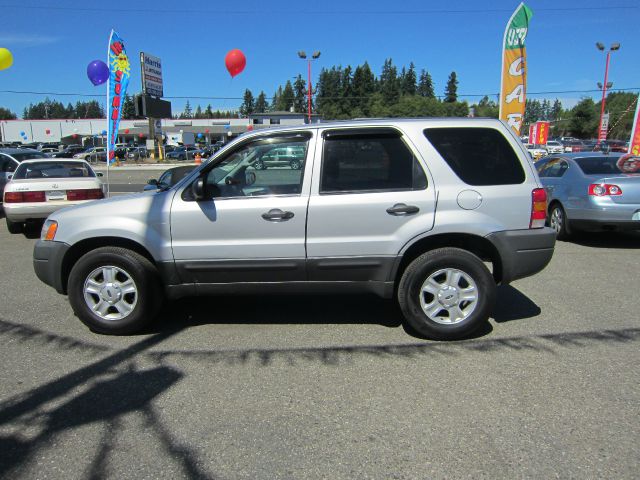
[33,119,556,339]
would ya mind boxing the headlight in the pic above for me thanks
[41,220,58,241]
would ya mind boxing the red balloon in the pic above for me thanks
[72,134,78,139]
[45,129,51,135]
[125,128,130,134]
[247,124,254,131]
[225,49,246,78]
[138,133,144,138]
[205,129,210,134]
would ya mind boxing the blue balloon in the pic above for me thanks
[19,131,25,136]
[101,130,107,135]
[197,133,203,138]
[87,60,109,86]
[224,125,230,130]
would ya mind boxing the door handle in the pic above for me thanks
[261,208,295,222]
[386,203,420,216]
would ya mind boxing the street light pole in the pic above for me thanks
[298,50,321,124]
[596,42,620,142]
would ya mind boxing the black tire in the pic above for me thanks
[254,160,265,170]
[6,218,23,234]
[290,159,301,170]
[548,203,570,240]
[397,247,495,340]
[68,247,163,334]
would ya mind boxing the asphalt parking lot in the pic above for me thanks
[0,201,638,479]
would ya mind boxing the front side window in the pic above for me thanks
[424,127,525,185]
[198,135,310,198]
[320,131,427,193]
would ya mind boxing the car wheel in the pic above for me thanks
[68,247,163,334]
[397,247,495,340]
[254,160,265,170]
[548,203,570,240]
[290,159,301,170]
[6,218,23,234]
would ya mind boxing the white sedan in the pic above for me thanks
[3,159,105,234]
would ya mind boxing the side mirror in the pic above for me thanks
[147,178,158,186]
[7,174,13,180]
[96,172,104,177]
[191,177,206,200]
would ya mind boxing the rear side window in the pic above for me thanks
[423,127,525,185]
[321,131,427,193]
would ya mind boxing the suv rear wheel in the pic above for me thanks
[398,248,495,340]
[68,247,163,334]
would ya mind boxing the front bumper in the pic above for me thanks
[33,240,70,294]
[485,228,556,284]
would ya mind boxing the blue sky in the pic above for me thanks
[0,0,638,117]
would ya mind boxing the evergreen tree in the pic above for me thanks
[417,70,435,98]
[66,103,75,119]
[0,107,16,120]
[550,99,563,121]
[352,62,376,114]
[255,91,268,113]
[194,104,203,119]
[239,89,255,116]
[181,100,193,119]
[205,104,213,118]
[278,81,295,111]
[402,62,417,96]
[569,98,598,138]
[379,58,399,105]
[122,94,136,119]
[444,72,458,103]
[293,75,307,113]
[271,87,282,111]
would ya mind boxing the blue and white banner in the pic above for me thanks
[106,30,131,165]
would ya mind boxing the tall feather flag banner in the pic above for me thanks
[106,30,131,166]
[628,94,640,155]
[499,3,533,136]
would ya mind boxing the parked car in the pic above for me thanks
[253,145,306,169]
[535,153,640,239]
[126,146,148,161]
[165,146,200,161]
[525,144,547,161]
[562,140,585,153]
[73,147,107,163]
[33,118,556,339]
[0,148,49,200]
[51,145,88,158]
[144,166,197,191]
[592,140,628,153]
[3,159,104,234]
[544,140,564,154]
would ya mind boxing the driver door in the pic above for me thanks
[170,132,316,284]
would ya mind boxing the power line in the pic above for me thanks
[0,4,637,14]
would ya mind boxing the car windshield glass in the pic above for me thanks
[575,156,640,175]
[13,161,96,179]
[10,151,49,161]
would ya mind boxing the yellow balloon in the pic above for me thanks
[0,48,14,71]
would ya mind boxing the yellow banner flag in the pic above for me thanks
[499,3,533,136]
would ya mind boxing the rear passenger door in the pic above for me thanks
[306,127,436,282]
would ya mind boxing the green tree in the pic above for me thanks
[473,96,499,118]
[122,94,136,119]
[194,104,203,119]
[255,91,268,113]
[293,75,307,113]
[239,89,255,116]
[180,100,193,119]
[569,98,598,138]
[0,107,16,120]
[205,104,213,118]
[444,72,458,103]
[598,92,638,140]
[417,70,435,98]
[379,58,399,105]
[352,62,376,115]
[277,81,295,111]
[401,62,417,96]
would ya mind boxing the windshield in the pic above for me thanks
[575,155,640,175]
[10,151,49,161]
[13,161,97,180]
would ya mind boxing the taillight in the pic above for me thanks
[6,191,46,202]
[588,184,622,196]
[4,191,23,203]
[530,188,547,228]
[66,188,104,200]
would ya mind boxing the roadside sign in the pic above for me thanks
[598,113,609,142]
[140,52,163,98]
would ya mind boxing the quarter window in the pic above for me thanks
[320,131,427,193]
[423,127,525,185]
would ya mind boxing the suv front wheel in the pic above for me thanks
[398,248,495,340]
[68,247,163,334]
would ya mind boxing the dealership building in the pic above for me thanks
[0,112,319,146]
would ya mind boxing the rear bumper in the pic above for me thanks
[33,240,70,294]
[4,201,92,222]
[485,228,556,284]
[570,219,640,232]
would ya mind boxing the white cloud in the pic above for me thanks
[0,34,61,47]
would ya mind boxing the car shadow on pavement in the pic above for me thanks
[492,285,541,323]
[564,230,640,249]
